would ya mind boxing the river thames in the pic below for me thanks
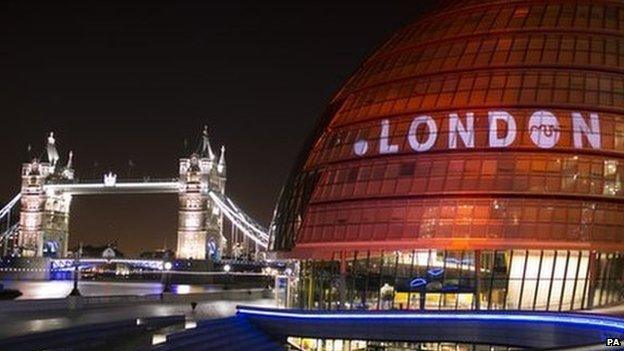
[2,280,219,300]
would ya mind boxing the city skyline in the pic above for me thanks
[0,1,434,255]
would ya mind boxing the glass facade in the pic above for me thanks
[287,337,521,351]
[270,0,624,311]
[293,250,624,311]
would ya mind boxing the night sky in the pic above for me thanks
[1,1,434,255]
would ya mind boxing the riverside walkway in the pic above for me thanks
[0,288,274,340]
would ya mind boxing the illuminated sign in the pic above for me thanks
[409,277,427,288]
[353,110,601,156]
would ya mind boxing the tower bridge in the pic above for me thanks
[0,127,269,260]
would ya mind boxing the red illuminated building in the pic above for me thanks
[271,0,624,310]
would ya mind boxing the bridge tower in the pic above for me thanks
[176,126,226,260]
[19,133,74,257]
[19,160,48,257]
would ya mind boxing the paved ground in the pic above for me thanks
[0,296,276,339]
[582,303,624,316]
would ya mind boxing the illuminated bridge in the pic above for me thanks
[0,127,269,260]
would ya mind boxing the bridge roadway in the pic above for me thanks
[43,179,180,195]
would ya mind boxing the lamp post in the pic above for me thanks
[69,244,82,297]
[223,264,231,290]
[162,261,173,293]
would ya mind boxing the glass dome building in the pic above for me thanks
[271,0,624,311]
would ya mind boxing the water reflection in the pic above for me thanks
[1,281,218,300]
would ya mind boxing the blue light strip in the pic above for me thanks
[409,278,427,288]
[427,267,444,277]
[237,308,624,332]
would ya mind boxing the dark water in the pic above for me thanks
[1,280,218,299]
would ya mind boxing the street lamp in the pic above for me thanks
[223,264,231,290]
[68,244,82,297]
[162,261,173,293]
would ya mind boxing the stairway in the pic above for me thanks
[152,315,283,351]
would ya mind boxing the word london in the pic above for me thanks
[353,110,602,156]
